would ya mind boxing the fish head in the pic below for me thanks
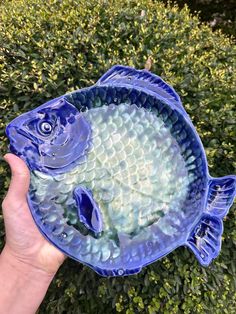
[6,97,91,175]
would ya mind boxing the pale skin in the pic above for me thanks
[0,153,66,314]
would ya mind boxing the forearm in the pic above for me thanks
[0,247,55,314]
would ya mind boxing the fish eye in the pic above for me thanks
[38,121,53,135]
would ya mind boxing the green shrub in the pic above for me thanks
[164,0,236,37]
[0,0,235,313]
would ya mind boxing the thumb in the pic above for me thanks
[4,153,30,203]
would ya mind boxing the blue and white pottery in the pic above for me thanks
[6,65,236,276]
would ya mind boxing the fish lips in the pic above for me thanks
[6,114,42,169]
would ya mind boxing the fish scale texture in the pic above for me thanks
[30,102,194,270]
[81,103,190,234]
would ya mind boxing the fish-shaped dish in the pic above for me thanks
[6,65,236,277]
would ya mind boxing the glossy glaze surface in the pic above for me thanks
[6,66,236,276]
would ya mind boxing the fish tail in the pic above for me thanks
[186,175,236,266]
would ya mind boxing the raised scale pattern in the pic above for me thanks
[6,65,236,276]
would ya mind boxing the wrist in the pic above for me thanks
[0,246,56,314]
[0,245,56,282]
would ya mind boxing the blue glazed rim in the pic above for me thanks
[6,65,236,276]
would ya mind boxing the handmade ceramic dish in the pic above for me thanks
[6,65,236,276]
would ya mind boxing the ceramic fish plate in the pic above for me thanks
[6,66,236,277]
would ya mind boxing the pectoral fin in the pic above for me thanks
[73,186,103,234]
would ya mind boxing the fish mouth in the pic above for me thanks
[5,123,39,158]
[17,128,39,143]
[6,122,40,144]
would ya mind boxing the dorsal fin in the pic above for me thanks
[96,65,185,113]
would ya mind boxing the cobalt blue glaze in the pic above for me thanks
[73,186,103,234]
[6,65,236,277]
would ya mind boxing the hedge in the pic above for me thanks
[164,0,236,36]
[0,0,235,313]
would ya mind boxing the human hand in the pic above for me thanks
[0,153,66,313]
[2,153,66,275]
